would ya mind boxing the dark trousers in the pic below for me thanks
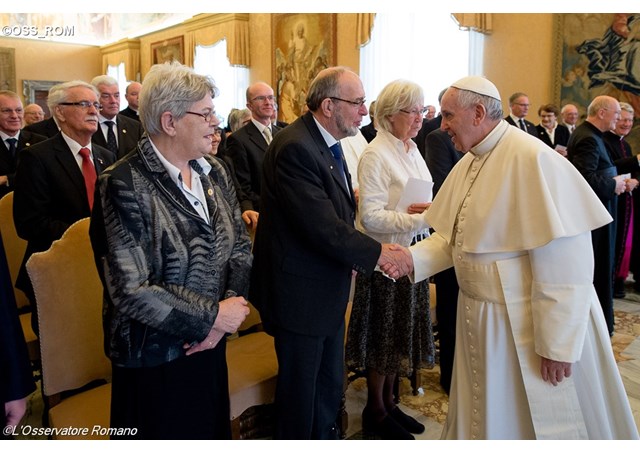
[110,344,231,440]
[433,268,458,395]
[273,322,344,439]
[592,222,616,335]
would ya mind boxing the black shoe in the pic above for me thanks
[362,408,414,440]
[389,406,425,434]
[614,279,626,299]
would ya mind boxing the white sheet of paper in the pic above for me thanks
[395,178,433,213]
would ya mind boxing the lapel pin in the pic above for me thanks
[207,188,213,196]
[26,142,31,147]
[122,129,127,134]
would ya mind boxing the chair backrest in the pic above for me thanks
[26,218,111,396]
[0,192,29,310]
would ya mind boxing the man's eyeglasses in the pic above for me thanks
[58,101,102,110]
[400,108,427,117]
[252,95,275,103]
[185,111,217,123]
[329,97,366,108]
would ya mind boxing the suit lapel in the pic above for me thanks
[301,113,356,208]
[92,126,107,148]
[246,122,268,151]
[52,135,88,200]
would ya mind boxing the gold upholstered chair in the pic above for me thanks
[226,302,279,439]
[0,192,39,362]
[27,218,111,439]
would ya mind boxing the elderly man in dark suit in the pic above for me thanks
[250,66,410,439]
[505,92,537,136]
[567,95,633,336]
[0,90,46,199]
[119,81,141,121]
[226,82,281,231]
[13,80,116,334]
[90,75,143,159]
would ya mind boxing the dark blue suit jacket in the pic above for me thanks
[506,116,537,136]
[250,112,380,336]
[0,130,47,198]
[226,121,281,212]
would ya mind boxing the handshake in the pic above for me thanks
[378,244,414,280]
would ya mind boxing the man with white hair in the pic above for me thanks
[13,81,116,334]
[384,76,638,439]
[560,103,580,134]
[90,75,143,159]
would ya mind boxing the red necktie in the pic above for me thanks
[79,147,97,209]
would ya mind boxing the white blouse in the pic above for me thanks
[356,129,432,246]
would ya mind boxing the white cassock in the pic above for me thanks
[410,120,639,440]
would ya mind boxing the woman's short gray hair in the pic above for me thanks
[620,102,634,116]
[456,88,503,121]
[375,79,424,133]
[229,108,251,132]
[139,61,218,136]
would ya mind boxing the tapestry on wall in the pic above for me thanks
[559,13,640,152]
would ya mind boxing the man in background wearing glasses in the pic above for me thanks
[226,82,283,232]
[13,80,116,335]
[0,90,46,199]
[505,92,537,136]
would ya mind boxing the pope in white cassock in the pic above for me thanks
[404,76,639,439]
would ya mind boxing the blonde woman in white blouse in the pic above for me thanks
[345,79,435,440]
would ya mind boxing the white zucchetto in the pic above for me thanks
[450,76,501,101]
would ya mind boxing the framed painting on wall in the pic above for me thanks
[151,36,184,65]
[0,47,16,93]
[554,13,640,151]
[22,79,64,119]
[272,13,336,124]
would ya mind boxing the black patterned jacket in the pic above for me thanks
[90,136,252,368]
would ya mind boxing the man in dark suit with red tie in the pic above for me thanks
[0,90,46,199]
[505,92,538,136]
[13,81,116,334]
[90,76,143,159]
[250,67,410,439]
